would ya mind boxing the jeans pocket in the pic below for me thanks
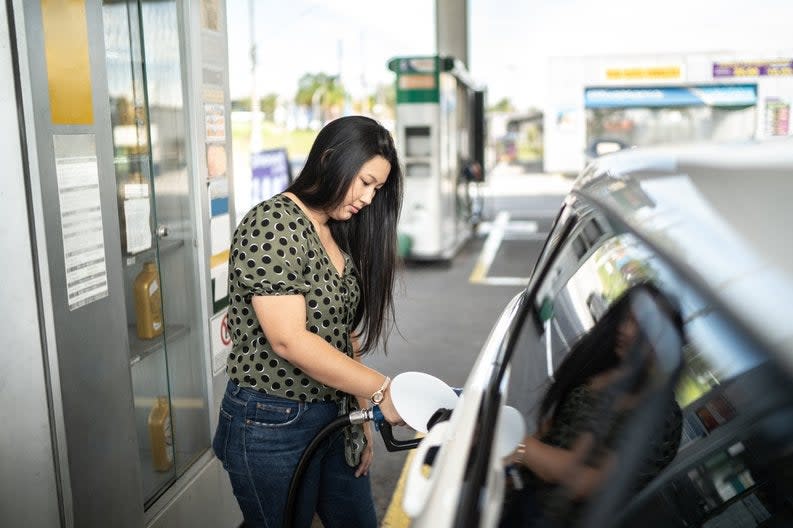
[247,398,303,427]
[212,406,233,465]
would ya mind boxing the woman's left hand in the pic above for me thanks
[355,423,375,477]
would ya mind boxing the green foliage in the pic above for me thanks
[489,97,514,112]
[295,73,347,109]
[230,93,279,119]
[231,119,317,159]
[260,93,279,120]
[231,98,251,111]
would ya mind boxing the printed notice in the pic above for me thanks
[55,136,109,310]
[204,102,226,143]
[123,183,151,254]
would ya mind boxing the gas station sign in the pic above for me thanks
[713,60,793,77]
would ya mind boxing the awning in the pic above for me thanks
[585,84,757,109]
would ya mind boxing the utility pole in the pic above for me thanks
[249,0,261,153]
[360,31,368,115]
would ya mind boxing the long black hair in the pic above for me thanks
[537,283,682,429]
[285,116,403,355]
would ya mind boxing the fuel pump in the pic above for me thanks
[388,56,487,261]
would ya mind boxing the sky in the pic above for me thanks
[227,0,793,111]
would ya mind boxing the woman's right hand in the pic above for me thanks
[377,388,405,426]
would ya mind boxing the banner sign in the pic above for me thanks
[605,66,681,80]
[251,148,292,204]
[713,60,793,78]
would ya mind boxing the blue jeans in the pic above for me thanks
[213,380,377,528]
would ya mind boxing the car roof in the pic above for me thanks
[573,138,793,365]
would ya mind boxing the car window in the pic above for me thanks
[504,198,792,527]
[503,282,687,527]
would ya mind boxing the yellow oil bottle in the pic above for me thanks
[133,261,163,339]
[148,396,174,472]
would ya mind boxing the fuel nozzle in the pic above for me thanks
[349,404,457,452]
[349,372,462,451]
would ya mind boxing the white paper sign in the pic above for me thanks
[210,213,230,255]
[123,183,151,253]
[54,135,109,310]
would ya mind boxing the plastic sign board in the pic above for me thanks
[251,148,292,204]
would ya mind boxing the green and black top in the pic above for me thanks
[225,194,362,403]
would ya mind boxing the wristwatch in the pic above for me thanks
[371,376,391,404]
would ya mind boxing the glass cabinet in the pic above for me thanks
[103,0,209,508]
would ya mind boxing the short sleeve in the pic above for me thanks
[230,201,311,297]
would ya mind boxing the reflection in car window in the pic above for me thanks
[530,221,768,418]
[507,199,790,527]
[502,284,685,527]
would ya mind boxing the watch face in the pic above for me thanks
[372,392,384,404]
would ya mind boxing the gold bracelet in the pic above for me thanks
[370,376,390,404]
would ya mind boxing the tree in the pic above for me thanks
[295,73,347,123]
[260,93,279,121]
[231,98,251,111]
[490,97,514,113]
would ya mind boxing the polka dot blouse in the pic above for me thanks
[226,194,362,402]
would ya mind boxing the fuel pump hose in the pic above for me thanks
[283,407,383,528]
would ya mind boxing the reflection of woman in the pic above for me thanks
[212,116,405,528]
[502,284,683,526]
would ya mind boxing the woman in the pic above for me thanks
[213,116,404,528]
[502,284,684,526]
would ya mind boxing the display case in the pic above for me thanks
[103,0,209,507]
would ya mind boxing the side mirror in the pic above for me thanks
[586,138,630,159]
[595,140,625,156]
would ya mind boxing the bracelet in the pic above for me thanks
[370,376,391,404]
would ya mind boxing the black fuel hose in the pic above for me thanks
[283,414,351,528]
[283,402,447,527]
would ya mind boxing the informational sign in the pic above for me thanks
[765,98,791,136]
[713,60,793,78]
[605,66,681,80]
[251,148,292,204]
[122,183,151,254]
[204,102,226,143]
[210,258,229,313]
[200,0,221,32]
[209,176,230,312]
[206,143,227,179]
[210,213,230,256]
[54,135,109,310]
[211,311,231,376]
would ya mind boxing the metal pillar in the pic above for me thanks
[435,0,468,66]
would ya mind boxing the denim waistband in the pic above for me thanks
[224,379,337,408]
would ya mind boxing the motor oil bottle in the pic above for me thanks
[148,396,174,472]
[133,261,163,339]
